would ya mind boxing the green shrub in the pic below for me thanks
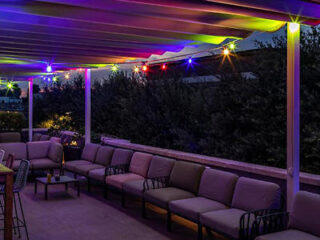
[0,111,26,132]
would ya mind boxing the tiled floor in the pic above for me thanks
[1,178,226,240]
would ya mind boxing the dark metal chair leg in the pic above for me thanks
[198,223,203,240]
[121,190,125,208]
[18,193,29,240]
[104,184,108,199]
[142,198,146,218]
[87,178,91,193]
[13,194,21,238]
[166,210,172,232]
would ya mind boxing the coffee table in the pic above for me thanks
[34,176,80,200]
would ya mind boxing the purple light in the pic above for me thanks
[46,64,52,73]
[188,58,192,64]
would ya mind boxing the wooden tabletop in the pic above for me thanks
[0,164,14,176]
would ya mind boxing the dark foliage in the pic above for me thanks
[33,27,320,174]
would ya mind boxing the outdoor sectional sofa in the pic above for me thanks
[254,191,320,240]
[63,143,283,240]
[64,143,133,192]
[0,141,63,171]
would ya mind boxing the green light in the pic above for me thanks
[7,82,13,89]
[229,43,236,50]
[53,77,58,82]
[111,65,119,72]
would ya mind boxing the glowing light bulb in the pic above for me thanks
[65,73,70,79]
[229,43,236,50]
[46,65,52,73]
[223,48,230,55]
[162,64,166,70]
[77,68,84,72]
[289,22,300,33]
[188,58,192,64]
[53,77,58,82]
[7,82,13,89]
[134,66,139,73]
[111,65,118,72]
[142,65,148,72]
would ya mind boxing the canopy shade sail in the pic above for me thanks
[0,0,319,77]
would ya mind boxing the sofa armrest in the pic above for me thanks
[105,164,129,176]
[250,211,289,239]
[143,176,169,192]
[240,208,283,240]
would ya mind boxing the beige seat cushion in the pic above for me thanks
[88,168,106,182]
[200,208,249,239]
[106,173,144,189]
[144,187,195,209]
[256,230,320,240]
[169,197,227,221]
[73,164,104,176]
[64,160,92,171]
[31,158,60,169]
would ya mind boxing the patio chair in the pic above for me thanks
[88,147,133,184]
[72,145,115,191]
[0,159,30,240]
[28,141,63,173]
[105,151,152,207]
[123,155,175,215]
[200,177,281,240]
[64,143,100,175]
[0,149,4,164]
[39,135,50,141]
[143,161,205,231]
[254,191,320,240]
[0,143,27,170]
[169,168,238,240]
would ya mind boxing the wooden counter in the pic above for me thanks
[0,164,13,240]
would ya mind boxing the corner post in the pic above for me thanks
[287,22,300,211]
[28,79,33,142]
[85,69,91,144]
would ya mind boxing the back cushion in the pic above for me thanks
[289,191,320,237]
[95,146,114,166]
[40,135,50,141]
[169,161,204,194]
[231,177,281,211]
[48,142,63,163]
[147,156,175,178]
[110,148,133,166]
[129,152,153,177]
[0,132,21,143]
[199,168,238,206]
[27,141,51,160]
[0,143,27,160]
[32,133,42,141]
[81,143,99,162]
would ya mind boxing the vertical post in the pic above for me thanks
[287,22,300,211]
[28,79,33,142]
[85,69,91,144]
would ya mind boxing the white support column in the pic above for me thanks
[85,69,91,144]
[28,79,33,142]
[287,22,300,211]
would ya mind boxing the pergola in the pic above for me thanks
[1,0,320,210]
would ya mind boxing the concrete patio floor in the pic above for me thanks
[2,179,226,240]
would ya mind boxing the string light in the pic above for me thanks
[134,66,139,73]
[77,68,84,72]
[142,65,148,72]
[162,64,166,70]
[188,58,193,64]
[65,73,70,79]
[289,22,300,33]
[7,82,13,90]
[53,76,58,82]
[111,65,119,72]
[229,43,236,50]
[46,64,52,73]
[223,48,230,55]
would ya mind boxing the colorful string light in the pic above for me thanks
[142,65,148,72]
[46,64,52,73]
